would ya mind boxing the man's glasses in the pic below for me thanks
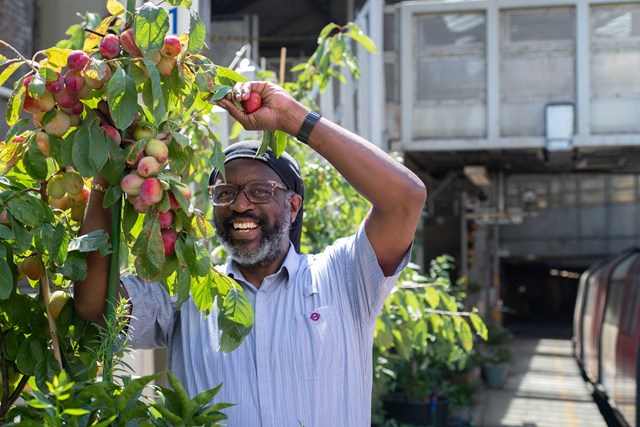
[208,180,288,206]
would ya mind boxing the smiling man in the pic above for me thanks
[75,81,427,426]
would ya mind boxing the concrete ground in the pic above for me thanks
[472,334,608,427]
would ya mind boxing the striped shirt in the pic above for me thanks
[123,224,409,427]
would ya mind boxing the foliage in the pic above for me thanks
[372,255,488,417]
[0,2,379,424]
[478,325,514,364]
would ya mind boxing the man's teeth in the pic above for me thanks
[233,222,258,230]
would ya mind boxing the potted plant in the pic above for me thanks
[479,326,514,388]
[372,255,488,426]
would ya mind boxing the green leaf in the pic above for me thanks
[103,184,122,209]
[2,329,20,360]
[22,144,48,181]
[122,202,140,236]
[210,84,232,102]
[195,71,215,94]
[83,16,113,52]
[215,66,247,85]
[43,222,70,268]
[171,131,190,147]
[208,138,225,181]
[135,4,170,54]
[192,211,214,239]
[117,372,162,413]
[152,402,185,426]
[107,66,138,130]
[7,194,51,227]
[169,183,190,214]
[190,275,213,314]
[167,371,193,417]
[9,215,32,253]
[7,77,26,126]
[192,382,223,407]
[141,58,166,124]
[27,72,46,98]
[0,224,14,240]
[470,313,488,340]
[425,287,440,309]
[187,11,206,54]
[58,252,87,281]
[4,118,29,142]
[132,218,165,280]
[99,148,125,188]
[175,266,191,308]
[44,47,72,69]
[167,0,192,7]
[106,0,125,15]
[345,23,378,53]
[60,129,76,167]
[318,23,339,41]
[68,230,111,256]
[16,336,42,376]
[258,130,273,156]
[440,290,458,312]
[0,62,23,88]
[193,241,211,277]
[272,130,288,157]
[62,408,90,416]
[72,120,109,177]
[459,320,473,352]
[215,272,253,352]
[0,255,13,299]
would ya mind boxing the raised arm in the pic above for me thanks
[218,81,427,275]
[73,175,130,324]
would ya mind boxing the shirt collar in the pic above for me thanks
[224,243,302,290]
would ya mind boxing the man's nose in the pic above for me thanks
[230,189,255,211]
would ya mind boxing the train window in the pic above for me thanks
[504,8,575,43]
[620,263,640,337]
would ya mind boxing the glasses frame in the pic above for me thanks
[208,179,288,206]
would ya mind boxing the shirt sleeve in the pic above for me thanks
[122,275,178,349]
[338,224,412,323]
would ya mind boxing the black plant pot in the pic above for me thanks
[382,396,449,427]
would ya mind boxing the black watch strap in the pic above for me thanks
[296,111,322,144]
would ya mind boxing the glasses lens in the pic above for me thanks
[245,182,274,203]
[212,184,238,205]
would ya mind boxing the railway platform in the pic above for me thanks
[473,332,610,427]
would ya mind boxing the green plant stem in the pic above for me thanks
[103,0,136,383]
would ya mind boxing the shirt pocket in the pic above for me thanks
[291,305,344,381]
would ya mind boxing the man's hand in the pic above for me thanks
[216,81,307,137]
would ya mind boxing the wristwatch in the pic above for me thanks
[296,111,322,144]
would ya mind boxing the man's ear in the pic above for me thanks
[289,193,302,222]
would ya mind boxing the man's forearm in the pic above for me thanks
[74,180,117,323]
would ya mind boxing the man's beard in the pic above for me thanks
[214,203,291,268]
